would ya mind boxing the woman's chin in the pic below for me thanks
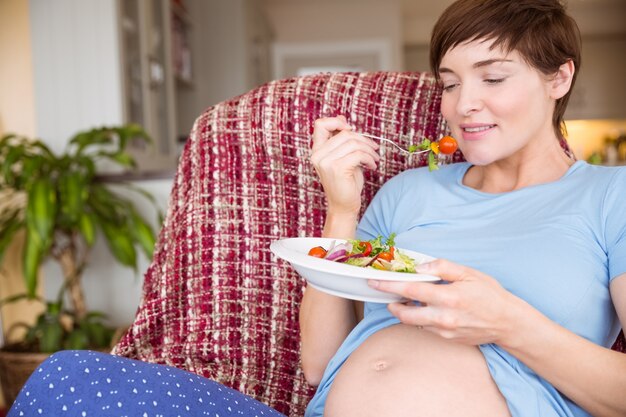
[463,152,495,166]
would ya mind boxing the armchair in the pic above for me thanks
[112,71,625,417]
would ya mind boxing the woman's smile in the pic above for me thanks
[460,123,497,141]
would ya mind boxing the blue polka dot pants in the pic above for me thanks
[8,350,286,417]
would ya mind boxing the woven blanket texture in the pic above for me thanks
[112,70,625,417]
[112,71,451,416]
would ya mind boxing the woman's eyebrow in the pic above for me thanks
[439,58,514,74]
[472,58,514,68]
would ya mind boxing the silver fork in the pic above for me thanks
[357,132,429,155]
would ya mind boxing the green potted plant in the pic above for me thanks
[0,125,162,405]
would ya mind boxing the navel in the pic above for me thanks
[372,359,389,371]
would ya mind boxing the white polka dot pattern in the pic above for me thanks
[8,351,285,417]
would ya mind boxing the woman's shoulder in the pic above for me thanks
[571,163,626,219]
[572,161,626,187]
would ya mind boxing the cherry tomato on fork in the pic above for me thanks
[308,246,327,258]
[438,136,458,155]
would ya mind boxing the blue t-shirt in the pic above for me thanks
[305,161,626,417]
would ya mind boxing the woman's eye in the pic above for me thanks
[442,83,458,92]
[485,78,505,85]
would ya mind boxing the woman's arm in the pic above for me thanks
[370,262,626,417]
[299,116,379,385]
[503,274,626,417]
[299,211,360,386]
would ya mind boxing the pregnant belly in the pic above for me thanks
[324,324,511,417]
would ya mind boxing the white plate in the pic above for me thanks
[270,237,440,303]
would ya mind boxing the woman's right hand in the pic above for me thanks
[310,116,380,216]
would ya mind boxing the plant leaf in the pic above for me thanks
[100,221,137,268]
[64,328,90,350]
[95,151,136,168]
[116,182,165,225]
[76,155,96,178]
[69,128,113,156]
[0,215,24,265]
[58,171,86,227]
[80,320,111,348]
[129,210,156,260]
[23,229,45,298]
[0,293,42,307]
[88,184,128,223]
[1,144,26,187]
[85,310,108,320]
[25,177,56,250]
[21,152,57,187]
[40,318,64,352]
[116,124,152,151]
[0,133,18,148]
[78,212,97,246]
[30,140,56,159]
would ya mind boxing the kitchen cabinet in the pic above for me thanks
[565,35,626,121]
[118,0,194,172]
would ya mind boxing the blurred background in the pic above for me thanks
[4,1,626,170]
[0,0,625,391]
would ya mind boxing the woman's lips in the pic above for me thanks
[460,124,496,141]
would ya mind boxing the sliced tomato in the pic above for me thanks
[377,251,393,262]
[308,246,327,258]
[358,241,372,256]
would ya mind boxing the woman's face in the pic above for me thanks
[439,39,557,166]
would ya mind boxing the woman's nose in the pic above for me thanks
[456,85,483,116]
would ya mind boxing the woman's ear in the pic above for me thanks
[550,59,575,100]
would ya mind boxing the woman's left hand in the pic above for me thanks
[369,258,527,346]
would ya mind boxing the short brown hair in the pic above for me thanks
[429,0,581,139]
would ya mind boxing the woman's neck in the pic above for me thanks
[463,140,575,194]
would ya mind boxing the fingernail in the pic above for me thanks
[368,279,380,289]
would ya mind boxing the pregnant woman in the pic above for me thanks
[8,1,625,416]
[302,0,626,416]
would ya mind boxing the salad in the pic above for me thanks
[307,234,417,273]
[408,135,458,171]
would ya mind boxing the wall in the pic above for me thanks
[566,35,626,120]
[29,0,123,154]
[193,0,249,107]
[264,0,405,74]
[22,0,173,328]
[0,0,36,137]
[0,0,38,407]
[0,0,41,346]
